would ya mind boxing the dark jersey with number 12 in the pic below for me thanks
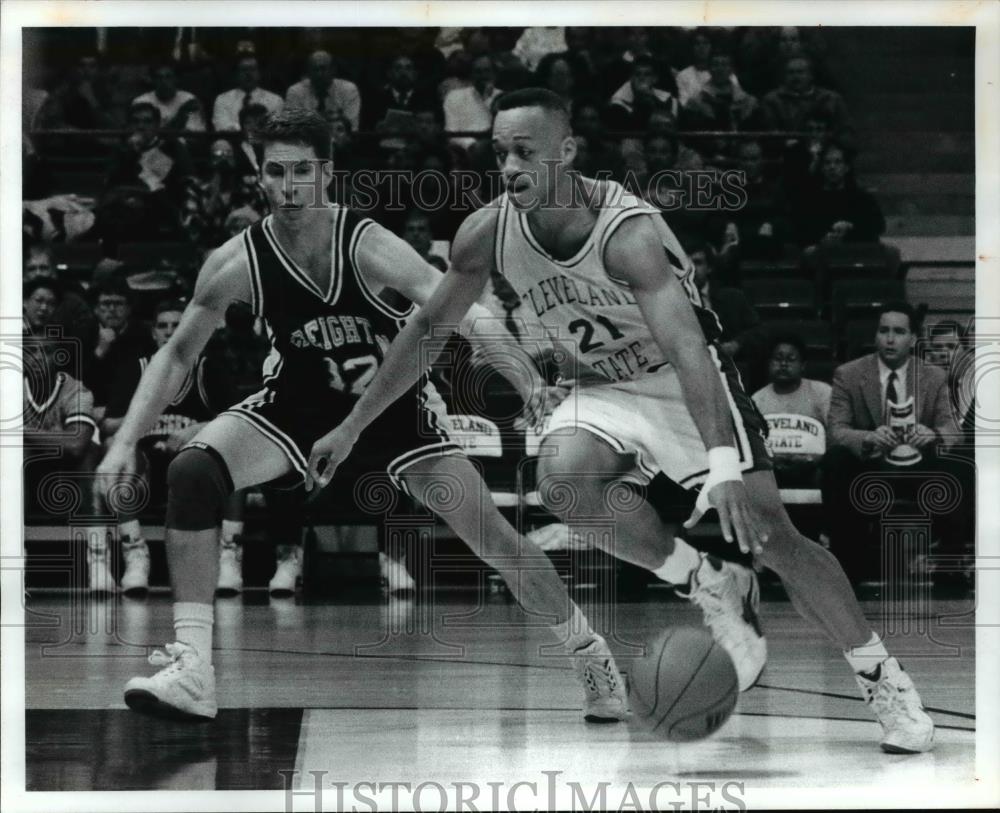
[241,206,415,409]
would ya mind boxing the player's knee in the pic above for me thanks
[535,464,611,517]
[165,443,234,531]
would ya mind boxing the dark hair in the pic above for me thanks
[23,275,61,302]
[154,298,186,318]
[819,139,855,165]
[129,101,161,124]
[253,109,333,160]
[534,52,578,87]
[494,87,570,118]
[877,300,921,333]
[768,332,807,360]
[239,102,269,129]
[91,277,132,303]
[631,55,659,74]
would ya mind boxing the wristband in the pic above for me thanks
[695,446,742,514]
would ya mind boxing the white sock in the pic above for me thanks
[650,537,702,585]
[844,632,890,675]
[553,602,598,653]
[173,602,214,663]
[118,519,142,543]
[221,519,244,544]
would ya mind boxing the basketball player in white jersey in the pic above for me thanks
[308,90,934,753]
[97,110,628,722]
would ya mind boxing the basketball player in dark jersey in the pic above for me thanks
[308,90,934,753]
[97,110,626,722]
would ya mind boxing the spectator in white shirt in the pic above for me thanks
[212,55,283,132]
[285,50,361,132]
[133,62,206,133]
[676,28,745,107]
[443,54,501,150]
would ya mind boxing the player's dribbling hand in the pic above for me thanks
[305,424,360,493]
[683,480,770,556]
[95,441,138,507]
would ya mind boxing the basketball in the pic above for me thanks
[629,627,739,741]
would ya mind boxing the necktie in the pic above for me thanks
[241,90,253,112]
[886,370,899,409]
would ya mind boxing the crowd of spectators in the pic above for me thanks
[20,25,974,592]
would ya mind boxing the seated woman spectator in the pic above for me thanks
[23,243,96,348]
[752,334,832,487]
[793,141,886,246]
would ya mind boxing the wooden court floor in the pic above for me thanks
[22,587,977,800]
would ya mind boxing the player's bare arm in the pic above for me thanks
[356,219,543,398]
[603,215,769,554]
[96,238,252,487]
[305,208,498,490]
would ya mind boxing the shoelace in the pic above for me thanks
[863,674,925,725]
[147,642,189,676]
[580,658,620,697]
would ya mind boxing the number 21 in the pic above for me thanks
[568,315,624,353]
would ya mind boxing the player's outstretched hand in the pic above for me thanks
[683,480,770,556]
[306,424,360,493]
[95,441,138,509]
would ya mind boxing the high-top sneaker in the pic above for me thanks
[856,658,935,753]
[572,635,629,722]
[678,554,767,691]
[124,642,217,720]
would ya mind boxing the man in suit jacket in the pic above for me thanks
[821,301,965,581]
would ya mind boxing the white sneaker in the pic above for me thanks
[124,642,217,720]
[379,551,415,593]
[856,657,934,753]
[268,544,302,595]
[216,540,243,594]
[87,543,116,594]
[120,538,150,594]
[679,554,767,691]
[573,635,629,722]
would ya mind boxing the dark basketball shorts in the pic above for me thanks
[220,381,463,493]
